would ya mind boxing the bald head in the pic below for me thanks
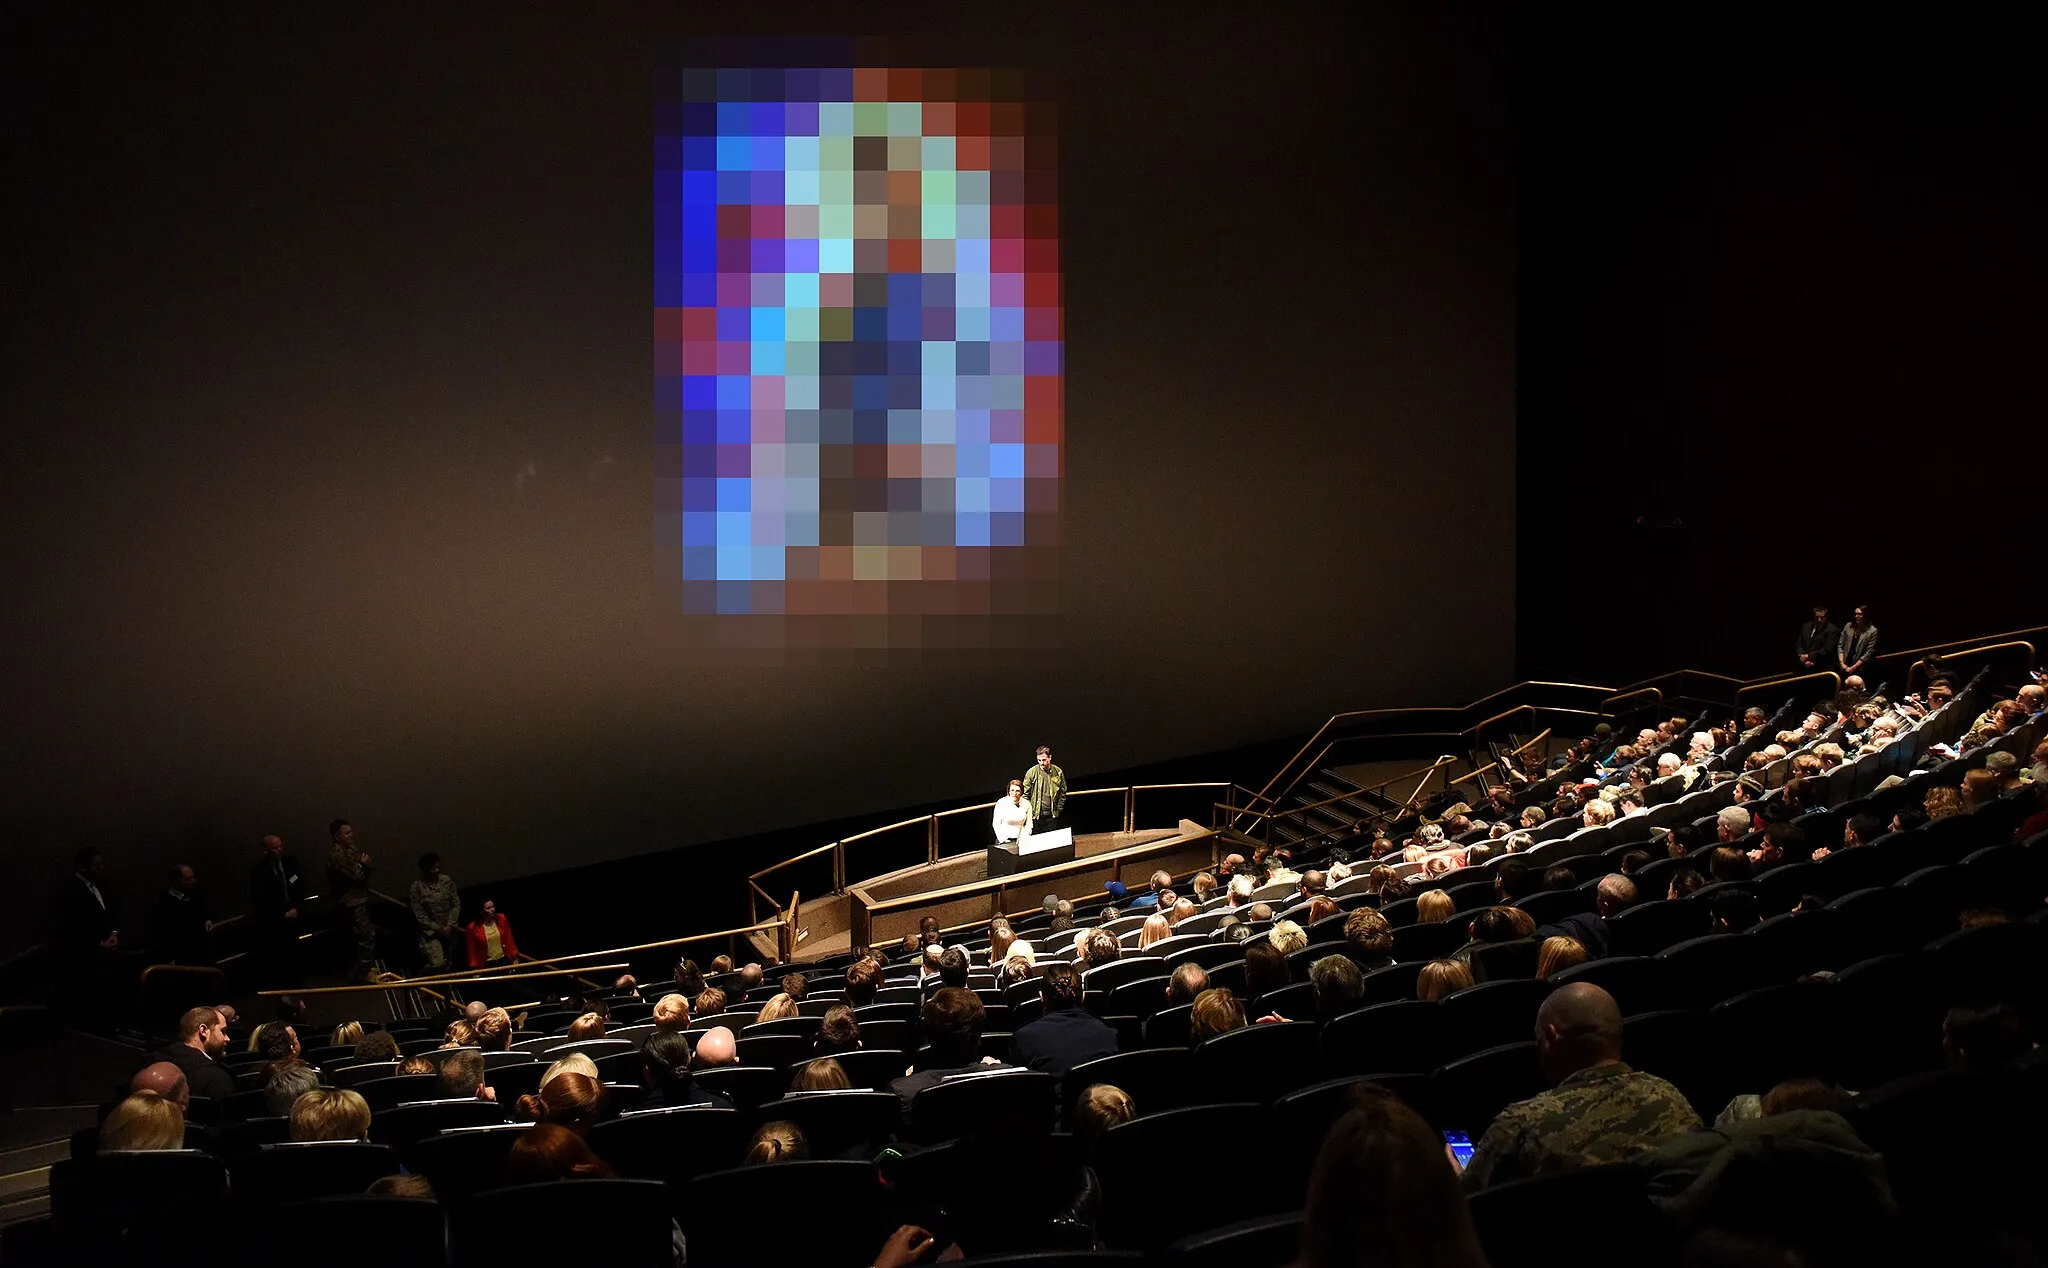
[694,1025,737,1068]
[463,1000,488,1021]
[739,963,764,989]
[1535,983,1624,1081]
[131,1061,189,1110]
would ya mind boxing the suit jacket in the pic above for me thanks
[248,855,307,925]
[1794,620,1839,664]
[150,1041,238,1103]
[1837,624,1879,670]
[58,874,117,950]
[153,889,211,963]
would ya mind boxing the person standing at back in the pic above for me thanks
[409,853,461,972]
[326,819,377,982]
[1795,604,1839,672]
[1838,606,1878,680]
[1022,745,1066,834]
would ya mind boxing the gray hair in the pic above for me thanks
[1717,805,1753,838]
[264,1063,323,1117]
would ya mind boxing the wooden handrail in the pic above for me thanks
[858,828,1218,917]
[1733,670,1840,714]
[257,963,631,997]
[1906,640,2037,694]
[1599,686,1664,715]
[748,840,840,883]
[1449,728,1553,786]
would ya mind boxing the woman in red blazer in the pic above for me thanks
[465,899,521,969]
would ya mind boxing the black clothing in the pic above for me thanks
[1795,619,1839,670]
[636,1085,734,1112]
[59,873,117,952]
[151,1041,238,1103]
[248,855,307,925]
[890,1062,1021,1127]
[153,890,210,964]
[1010,1009,1119,1082]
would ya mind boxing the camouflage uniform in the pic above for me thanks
[327,842,377,979]
[1462,1062,1701,1191]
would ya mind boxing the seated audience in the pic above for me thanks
[439,1049,493,1101]
[100,1090,185,1151]
[1309,955,1364,1021]
[693,987,728,1018]
[1010,963,1118,1081]
[638,1031,733,1111]
[264,1061,322,1116]
[755,993,798,1025]
[504,1123,614,1183]
[1416,889,1456,924]
[1942,1002,2038,1071]
[651,993,691,1034]
[1136,913,1171,950]
[743,1121,808,1166]
[694,1026,739,1069]
[1188,988,1245,1041]
[1416,959,1474,1002]
[515,1069,610,1133]
[1242,938,1291,1005]
[129,1062,189,1112]
[1165,962,1210,1006]
[396,1055,434,1076]
[1344,907,1395,968]
[889,988,1016,1122]
[149,1006,237,1103]
[814,1004,861,1056]
[1535,935,1588,978]
[1070,1083,1135,1140]
[1269,919,1308,954]
[790,1058,851,1092]
[1461,983,1700,1190]
[367,1173,435,1199]
[353,1030,402,1065]
[1301,1083,1488,1268]
[291,1089,372,1142]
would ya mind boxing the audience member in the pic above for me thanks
[291,1088,372,1142]
[694,1027,739,1069]
[353,1030,401,1065]
[1417,959,1473,1002]
[148,1006,237,1103]
[1010,963,1118,1081]
[515,1070,610,1133]
[1309,955,1364,1021]
[1461,983,1700,1190]
[1535,936,1589,978]
[744,1121,808,1166]
[1188,988,1246,1041]
[264,1061,322,1116]
[1242,939,1291,1005]
[1942,1002,2037,1071]
[504,1123,614,1184]
[1301,1084,1488,1268]
[1166,962,1210,1006]
[1070,1084,1135,1140]
[129,1062,189,1112]
[639,1031,733,1110]
[1343,907,1395,968]
[439,1049,493,1101]
[1416,890,1455,924]
[890,989,1015,1124]
[100,1090,185,1152]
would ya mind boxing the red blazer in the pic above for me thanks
[465,914,520,968]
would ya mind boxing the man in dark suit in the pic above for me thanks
[1009,963,1117,1086]
[248,834,307,984]
[59,847,119,955]
[152,863,213,964]
[147,1006,238,1103]
[1795,605,1839,673]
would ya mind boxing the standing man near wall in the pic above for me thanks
[1794,604,1839,673]
[1023,745,1067,835]
[410,853,462,972]
[326,819,378,982]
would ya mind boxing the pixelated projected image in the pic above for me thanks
[655,60,1060,661]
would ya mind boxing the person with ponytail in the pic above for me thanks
[512,1069,611,1135]
[742,1120,808,1166]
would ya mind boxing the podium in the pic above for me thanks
[987,827,1075,878]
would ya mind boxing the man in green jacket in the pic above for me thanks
[1022,745,1067,834]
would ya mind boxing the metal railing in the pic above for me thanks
[747,781,1232,927]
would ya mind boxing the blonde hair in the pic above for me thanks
[1535,936,1590,979]
[1924,787,1964,820]
[540,1053,599,1090]
[652,993,691,1032]
[1137,914,1172,950]
[100,1090,185,1151]
[1416,890,1455,924]
[1268,920,1308,955]
[331,1020,364,1048]
[1584,799,1616,826]
[474,1007,513,1051]
[1071,1083,1135,1139]
[396,1055,435,1076]
[1416,959,1473,1002]
[743,1121,808,1166]
[289,1088,372,1142]
[1189,988,1246,1041]
[755,993,798,1025]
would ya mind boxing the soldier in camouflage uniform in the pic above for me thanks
[1462,982,1701,1191]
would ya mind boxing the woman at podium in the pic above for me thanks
[993,778,1034,844]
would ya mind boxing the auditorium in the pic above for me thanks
[2,3,2044,1265]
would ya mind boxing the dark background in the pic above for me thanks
[1517,8,2046,686]
[1,1,1517,953]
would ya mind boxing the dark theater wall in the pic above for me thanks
[1518,9,2047,687]
[0,2,1516,950]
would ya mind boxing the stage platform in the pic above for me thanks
[749,819,1220,963]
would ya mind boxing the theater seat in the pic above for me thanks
[408,1123,529,1207]
[587,1106,750,1181]
[1430,1042,1544,1135]
[256,1196,445,1268]
[456,1179,671,1268]
[1060,1047,1191,1122]
[758,1091,900,1157]
[1158,1211,1305,1268]
[232,1141,400,1205]
[1467,1164,1669,1268]
[1546,956,1666,1015]
[686,1160,888,1268]
[1191,1021,1318,1092]
[1322,1001,1451,1077]
[909,1070,1057,1145]
[1095,1105,1263,1248]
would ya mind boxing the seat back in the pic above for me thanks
[1095,1105,1265,1248]
[1321,1001,1450,1077]
[758,1091,901,1156]
[407,1124,530,1206]
[234,1142,400,1205]
[1546,956,1666,1016]
[685,1161,889,1268]
[909,1070,1056,1144]
[1060,1046,1192,1122]
[690,1064,786,1113]
[1430,1041,1545,1134]
[256,1196,445,1268]
[1467,1164,1667,1268]
[455,1180,671,1267]
[587,1105,750,1180]
[1191,1021,1318,1091]
[368,1099,506,1156]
